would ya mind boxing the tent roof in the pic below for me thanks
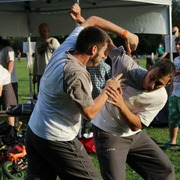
[0,0,172,6]
[0,0,172,37]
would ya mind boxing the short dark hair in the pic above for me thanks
[75,26,110,54]
[152,58,175,79]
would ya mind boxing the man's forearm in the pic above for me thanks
[81,16,125,37]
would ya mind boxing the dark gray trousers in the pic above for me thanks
[92,125,175,180]
[25,126,101,180]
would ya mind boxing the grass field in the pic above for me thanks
[15,59,180,179]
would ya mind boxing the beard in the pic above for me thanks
[87,52,100,67]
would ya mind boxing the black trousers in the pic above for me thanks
[25,126,101,180]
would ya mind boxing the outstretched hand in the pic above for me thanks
[106,86,124,108]
[105,74,123,91]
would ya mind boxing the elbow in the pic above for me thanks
[83,113,95,122]
[82,108,96,122]
[85,16,100,26]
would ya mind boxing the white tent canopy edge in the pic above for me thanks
[0,0,172,36]
[0,0,173,61]
[0,0,173,97]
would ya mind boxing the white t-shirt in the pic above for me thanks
[172,56,180,97]
[0,65,11,86]
[0,46,18,83]
[92,47,168,137]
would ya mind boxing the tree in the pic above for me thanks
[172,0,180,28]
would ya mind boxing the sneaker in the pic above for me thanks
[161,141,178,150]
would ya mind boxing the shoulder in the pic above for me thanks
[153,87,167,102]
[109,46,125,57]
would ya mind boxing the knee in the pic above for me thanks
[164,163,176,180]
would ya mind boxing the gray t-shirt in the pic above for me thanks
[110,46,147,89]
[28,26,94,141]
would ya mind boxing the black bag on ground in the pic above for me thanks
[6,100,36,115]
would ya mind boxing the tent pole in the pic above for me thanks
[27,36,33,98]
[75,0,79,27]
[25,1,33,98]
[169,4,173,62]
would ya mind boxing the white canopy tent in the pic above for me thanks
[0,0,172,37]
[0,0,173,98]
[0,0,173,124]
[0,0,173,58]
[0,0,173,59]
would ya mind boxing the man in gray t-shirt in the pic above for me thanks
[25,3,138,180]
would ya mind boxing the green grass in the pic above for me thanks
[16,59,31,103]
[15,59,180,179]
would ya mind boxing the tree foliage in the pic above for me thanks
[172,0,180,28]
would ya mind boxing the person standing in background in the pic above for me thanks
[0,38,18,103]
[0,37,18,126]
[0,65,11,97]
[0,64,16,103]
[33,23,60,93]
[0,64,17,111]
[160,26,179,60]
[17,49,21,63]
[163,36,180,149]
[156,43,165,58]
[87,60,111,99]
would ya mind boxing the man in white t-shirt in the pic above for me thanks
[92,47,176,180]
[72,4,176,180]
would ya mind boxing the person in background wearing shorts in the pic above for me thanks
[163,36,180,149]
[0,65,17,125]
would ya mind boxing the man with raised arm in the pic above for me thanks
[72,3,176,180]
[25,3,139,180]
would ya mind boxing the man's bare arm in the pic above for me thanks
[69,3,139,53]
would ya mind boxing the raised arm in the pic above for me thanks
[69,3,139,54]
